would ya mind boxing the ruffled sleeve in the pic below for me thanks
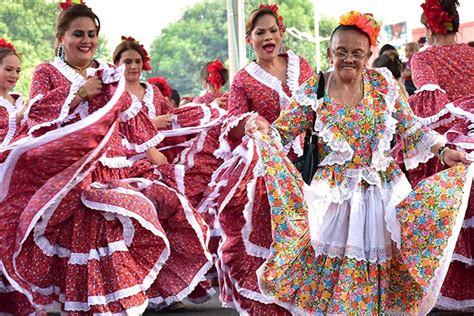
[26,62,85,136]
[119,92,164,154]
[393,82,445,170]
[272,76,317,146]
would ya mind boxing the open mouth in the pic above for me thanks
[78,46,92,53]
[262,43,276,53]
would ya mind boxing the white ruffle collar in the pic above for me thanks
[244,50,301,108]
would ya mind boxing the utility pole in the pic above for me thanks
[313,0,321,72]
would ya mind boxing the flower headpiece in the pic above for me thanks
[339,11,380,46]
[0,38,16,52]
[121,36,152,71]
[207,59,224,92]
[421,0,454,34]
[259,4,285,32]
[147,77,172,98]
[59,0,84,11]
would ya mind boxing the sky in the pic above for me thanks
[86,0,474,51]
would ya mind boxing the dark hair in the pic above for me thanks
[170,89,180,107]
[372,54,402,79]
[112,40,146,65]
[245,8,280,36]
[421,0,460,34]
[418,36,427,44]
[200,61,229,87]
[55,4,101,51]
[379,44,398,56]
[0,47,21,64]
[329,25,371,48]
[468,41,474,48]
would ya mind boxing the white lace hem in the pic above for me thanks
[99,155,133,168]
[436,295,474,311]
[403,130,445,170]
[214,112,256,160]
[414,83,446,94]
[121,133,164,153]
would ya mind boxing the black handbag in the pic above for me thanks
[293,72,325,185]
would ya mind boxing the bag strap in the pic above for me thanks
[307,72,324,142]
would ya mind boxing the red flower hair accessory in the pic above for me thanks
[339,11,381,46]
[207,59,224,92]
[0,38,16,52]
[259,3,285,32]
[59,0,84,11]
[147,77,172,98]
[121,35,152,71]
[421,0,454,34]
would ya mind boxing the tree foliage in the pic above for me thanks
[0,0,110,97]
[149,0,337,96]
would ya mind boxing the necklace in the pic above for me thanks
[329,72,363,107]
[64,59,93,77]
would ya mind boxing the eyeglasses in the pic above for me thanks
[331,49,367,61]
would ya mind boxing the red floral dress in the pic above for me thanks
[407,44,474,312]
[0,58,209,314]
[197,51,313,314]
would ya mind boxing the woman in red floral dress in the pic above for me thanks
[0,38,39,316]
[405,0,474,312]
[197,5,313,314]
[0,4,205,314]
[112,37,214,308]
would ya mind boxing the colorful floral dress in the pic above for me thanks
[197,50,313,314]
[0,58,209,314]
[407,43,474,311]
[254,67,472,315]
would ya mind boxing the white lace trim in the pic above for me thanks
[403,130,445,170]
[463,216,474,228]
[244,50,300,109]
[446,102,474,123]
[414,108,450,126]
[121,132,164,153]
[414,83,446,94]
[314,118,353,166]
[241,173,270,259]
[437,295,474,311]
[452,253,474,265]
[68,240,129,265]
[120,93,143,122]
[312,241,394,264]
[99,155,133,168]
[143,82,156,118]
[0,94,21,147]
[214,112,256,160]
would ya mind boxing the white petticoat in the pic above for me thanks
[304,176,412,264]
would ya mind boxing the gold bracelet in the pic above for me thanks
[78,87,89,100]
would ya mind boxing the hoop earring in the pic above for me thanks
[57,44,65,61]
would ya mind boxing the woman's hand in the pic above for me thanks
[153,114,173,129]
[443,148,470,166]
[145,148,168,166]
[245,115,270,138]
[214,95,228,108]
[79,76,103,100]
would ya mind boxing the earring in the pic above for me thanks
[57,44,65,61]
[247,45,255,61]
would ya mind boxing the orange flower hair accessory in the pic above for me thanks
[421,0,454,34]
[121,35,152,71]
[259,3,285,32]
[0,38,16,52]
[59,0,84,10]
[339,11,380,46]
[207,59,224,92]
[147,77,172,98]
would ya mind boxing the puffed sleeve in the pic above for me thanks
[119,93,164,154]
[272,76,317,146]
[26,63,82,136]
